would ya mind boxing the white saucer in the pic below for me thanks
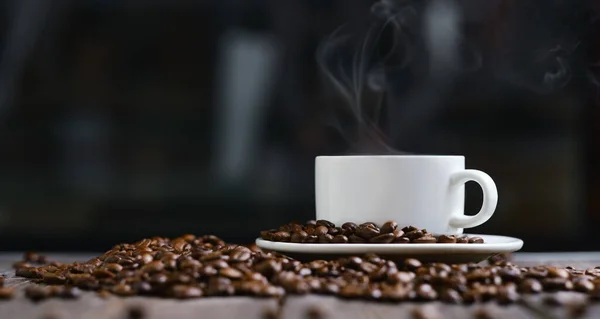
[255,234,523,264]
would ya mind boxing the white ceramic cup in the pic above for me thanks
[315,155,498,235]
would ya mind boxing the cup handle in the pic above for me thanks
[449,169,498,229]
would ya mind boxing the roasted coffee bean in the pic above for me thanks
[172,285,203,299]
[255,260,282,277]
[456,236,469,244]
[25,286,50,302]
[413,236,437,244]
[341,222,358,233]
[437,235,456,243]
[142,261,165,273]
[497,285,519,304]
[573,278,595,292]
[548,267,570,279]
[305,235,319,243]
[394,236,410,243]
[404,230,424,240]
[271,231,291,242]
[318,234,334,243]
[314,226,329,236]
[440,288,462,303]
[219,267,243,279]
[16,267,41,278]
[380,221,398,234]
[369,233,395,243]
[542,278,573,291]
[411,305,442,319]
[416,283,437,300]
[316,220,335,228]
[402,225,418,233]
[57,286,81,299]
[290,231,308,243]
[348,235,367,243]
[125,305,146,319]
[328,227,343,236]
[339,284,367,298]
[404,258,422,270]
[0,287,15,299]
[355,225,380,239]
[331,235,349,243]
[207,277,234,296]
[468,237,484,244]
[42,272,67,284]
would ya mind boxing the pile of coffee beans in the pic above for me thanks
[260,220,484,244]
[9,233,600,305]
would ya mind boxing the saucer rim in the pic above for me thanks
[255,234,523,255]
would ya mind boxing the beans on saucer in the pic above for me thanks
[260,220,484,244]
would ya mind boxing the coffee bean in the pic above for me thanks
[172,285,203,299]
[456,236,469,244]
[58,286,81,299]
[272,231,291,242]
[0,287,15,299]
[318,234,333,243]
[328,227,343,236]
[316,220,335,228]
[25,286,50,302]
[306,306,326,319]
[260,231,274,240]
[402,226,418,233]
[125,305,146,319]
[304,235,318,243]
[42,272,67,284]
[219,267,243,279]
[542,278,573,291]
[394,236,410,244]
[207,277,234,296]
[416,283,437,300]
[255,260,282,277]
[380,221,398,234]
[104,263,124,273]
[355,225,380,239]
[132,281,152,294]
[437,235,456,243]
[331,235,348,243]
[291,231,309,243]
[411,305,442,319]
[314,226,329,236]
[112,284,135,296]
[573,278,595,292]
[497,285,519,304]
[369,233,395,243]
[93,268,116,279]
[440,288,462,303]
[472,307,495,319]
[468,237,484,244]
[404,230,424,240]
[142,261,165,273]
[404,258,422,270]
[348,235,367,243]
[339,284,367,298]
[413,235,437,244]
[548,267,570,279]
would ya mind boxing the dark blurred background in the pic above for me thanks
[0,0,598,252]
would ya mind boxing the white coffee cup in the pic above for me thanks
[315,155,498,235]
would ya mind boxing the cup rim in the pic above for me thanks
[316,155,465,159]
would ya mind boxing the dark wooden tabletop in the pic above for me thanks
[1,252,600,319]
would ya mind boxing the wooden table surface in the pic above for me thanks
[1,252,600,319]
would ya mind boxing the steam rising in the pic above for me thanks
[317,0,581,154]
[316,0,417,153]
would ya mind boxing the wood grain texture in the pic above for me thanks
[0,253,599,319]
